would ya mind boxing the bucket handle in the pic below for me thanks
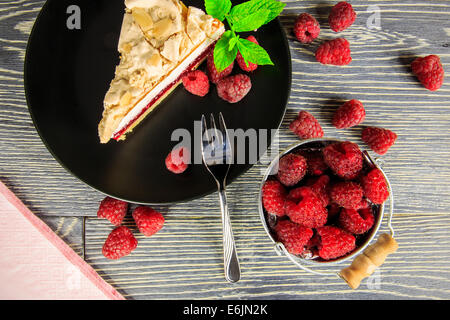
[340,165,398,288]
[274,156,398,288]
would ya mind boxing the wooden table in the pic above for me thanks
[1,0,449,299]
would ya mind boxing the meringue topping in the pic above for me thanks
[99,0,224,143]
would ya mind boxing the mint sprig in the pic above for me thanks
[230,0,285,25]
[236,38,273,66]
[213,31,238,72]
[230,9,270,32]
[205,0,285,71]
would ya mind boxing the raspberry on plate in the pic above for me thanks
[216,74,252,103]
[207,52,234,84]
[316,226,356,260]
[182,70,209,97]
[328,1,357,32]
[165,146,190,174]
[97,196,128,226]
[277,153,308,186]
[236,35,259,72]
[361,126,397,155]
[339,207,375,234]
[298,150,328,176]
[330,181,364,209]
[102,226,138,260]
[285,187,328,228]
[361,168,389,204]
[289,111,324,139]
[315,38,352,65]
[332,99,365,129]
[411,55,445,91]
[132,206,165,237]
[275,220,313,255]
[323,141,363,179]
[262,180,287,217]
[293,13,320,44]
[305,175,331,207]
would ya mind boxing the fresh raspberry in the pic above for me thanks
[305,175,331,207]
[361,168,389,204]
[182,70,209,97]
[102,226,138,260]
[165,146,190,174]
[97,197,128,226]
[306,232,321,250]
[315,38,352,65]
[339,207,375,234]
[236,35,258,72]
[323,141,363,179]
[207,52,234,84]
[275,220,313,255]
[304,232,320,259]
[285,187,328,228]
[361,127,397,155]
[327,202,341,220]
[293,13,320,44]
[262,180,287,217]
[411,55,445,91]
[330,181,364,209]
[132,206,165,237]
[277,153,308,187]
[286,186,317,202]
[356,198,370,209]
[216,74,252,103]
[289,111,324,139]
[316,226,356,260]
[298,150,328,176]
[328,2,357,32]
[332,99,365,129]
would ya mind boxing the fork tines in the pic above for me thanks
[200,113,232,167]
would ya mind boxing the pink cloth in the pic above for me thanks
[0,180,124,300]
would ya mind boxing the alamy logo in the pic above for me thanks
[170,121,279,168]
[366,5,381,30]
[366,268,382,290]
[65,264,81,290]
[66,5,81,30]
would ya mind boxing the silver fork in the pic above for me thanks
[200,112,241,283]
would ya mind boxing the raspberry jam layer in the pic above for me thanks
[112,42,216,141]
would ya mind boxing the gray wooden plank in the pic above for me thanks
[42,215,84,257]
[85,214,450,300]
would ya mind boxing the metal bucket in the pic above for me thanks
[258,138,395,278]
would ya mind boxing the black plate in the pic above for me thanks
[24,0,292,204]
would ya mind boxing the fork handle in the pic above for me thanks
[217,185,241,283]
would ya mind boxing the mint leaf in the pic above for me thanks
[228,36,239,51]
[230,0,286,25]
[205,0,232,21]
[230,9,270,32]
[236,38,274,66]
[214,31,238,72]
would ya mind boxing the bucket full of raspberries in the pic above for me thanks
[259,138,399,289]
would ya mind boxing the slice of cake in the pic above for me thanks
[98,0,224,143]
